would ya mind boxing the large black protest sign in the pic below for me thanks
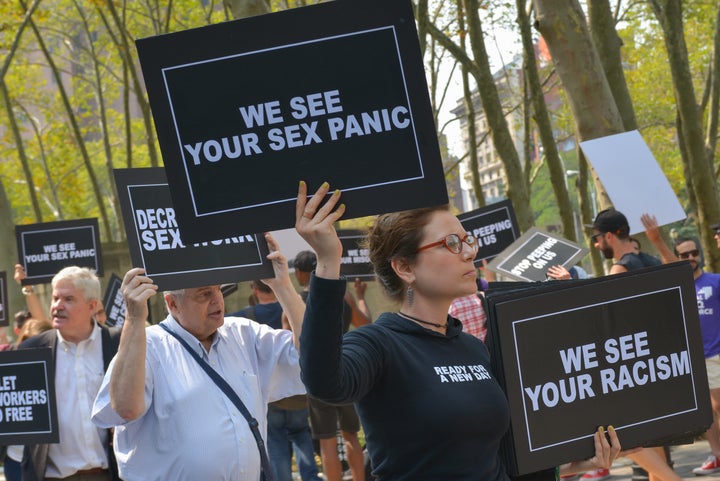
[16,219,103,285]
[485,262,710,475]
[0,272,7,327]
[457,200,520,265]
[0,348,58,444]
[338,230,373,279]
[486,227,587,282]
[115,168,273,291]
[136,0,447,243]
[102,273,125,328]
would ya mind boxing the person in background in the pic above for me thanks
[19,266,121,481]
[293,250,368,481]
[92,234,307,481]
[0,316,52,481]
[0,310,33,351]
[296,181,620,481]
[587,209,681,481]
[235,279,322,481]
[14,264,49,322]
[672,236,720,475]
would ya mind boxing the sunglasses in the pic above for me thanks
[590,232,605,243]
[677,249,700,259]
[417,233,478,255]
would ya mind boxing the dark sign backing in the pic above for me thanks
[487,227,588,282]
[338,229,373,280]
[485,262,710,475]
[457,200,520,266]
[114,168,273,291]
[102,273,125,328]
[135,0,447,243]
[16,219,103,285]
[0,272,7,327]
[0,348,58,445]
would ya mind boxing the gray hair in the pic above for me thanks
[52,266,100,301]
[163,289,185,312]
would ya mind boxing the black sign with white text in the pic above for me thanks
[487,227,587,282]
[114,168,273,291]
[0,348,58,445]
[102,273,125,328]
[16,219,103,285]
[135,0,447,243]
[457,200,520,265]
[0,272,7,327]
[485,262,710,475]
[338,230,373,279]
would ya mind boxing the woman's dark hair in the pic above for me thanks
[14,310,32,330]
[365,205,449,302]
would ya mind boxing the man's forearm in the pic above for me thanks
[271,280,306,348]
[109,317,147,421]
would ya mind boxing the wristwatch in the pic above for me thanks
[21,286,34,295]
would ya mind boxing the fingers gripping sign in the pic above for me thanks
[262,233,290,290]
[122,268,158,322]
[295,181,346,280]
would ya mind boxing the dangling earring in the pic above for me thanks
[406,284,414,308]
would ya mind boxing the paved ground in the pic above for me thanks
[566,440,720,480]
[0,441,719,480]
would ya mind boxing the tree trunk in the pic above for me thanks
[75,0,123,241]
[0,79,43,222]
[587,0,638,130]
[533,0,625,212]
[25,10,113,241]
[461,0,534,230]
[99,1,160,169]
[517,0,575,240]
[223,0,270,18]
[651,0,720,270]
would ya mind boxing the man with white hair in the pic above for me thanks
[20,266,121,481]
[92,234,307,481]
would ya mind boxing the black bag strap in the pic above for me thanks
[159,323,276,481]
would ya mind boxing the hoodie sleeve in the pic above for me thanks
[299,274,383,404]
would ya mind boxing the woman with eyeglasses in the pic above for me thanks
[295,181,621,481]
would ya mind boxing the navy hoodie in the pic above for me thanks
[300,274,513,481]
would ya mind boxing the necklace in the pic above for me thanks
[398,311,448,329]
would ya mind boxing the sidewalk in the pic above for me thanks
[578,440,720,480]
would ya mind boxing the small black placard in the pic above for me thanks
[487,227,588,282]
[0,348,58,445]
[457,200,520,266]
[114,168,273,291]
[16,219,103,285]
[102,273,125,328]
[135,0,447,243]
[485,262,711,475]
[338,229,373,280]
[0,272,7,327]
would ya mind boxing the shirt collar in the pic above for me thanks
[163,315,223,356]
[56,320,101,347]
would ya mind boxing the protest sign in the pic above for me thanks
[16,219,103,285]
[338,229,373,279]
[486,227,588,282]
[114,168,273,291]
[0,348,58,445]
[102,273,125,328]
[0,272,7,327]
[580,130,686,233]
[457,200,520,265]
[484,262,710,475]
[135,0,447,243]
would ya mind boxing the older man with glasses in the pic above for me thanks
[673,235,720,475]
